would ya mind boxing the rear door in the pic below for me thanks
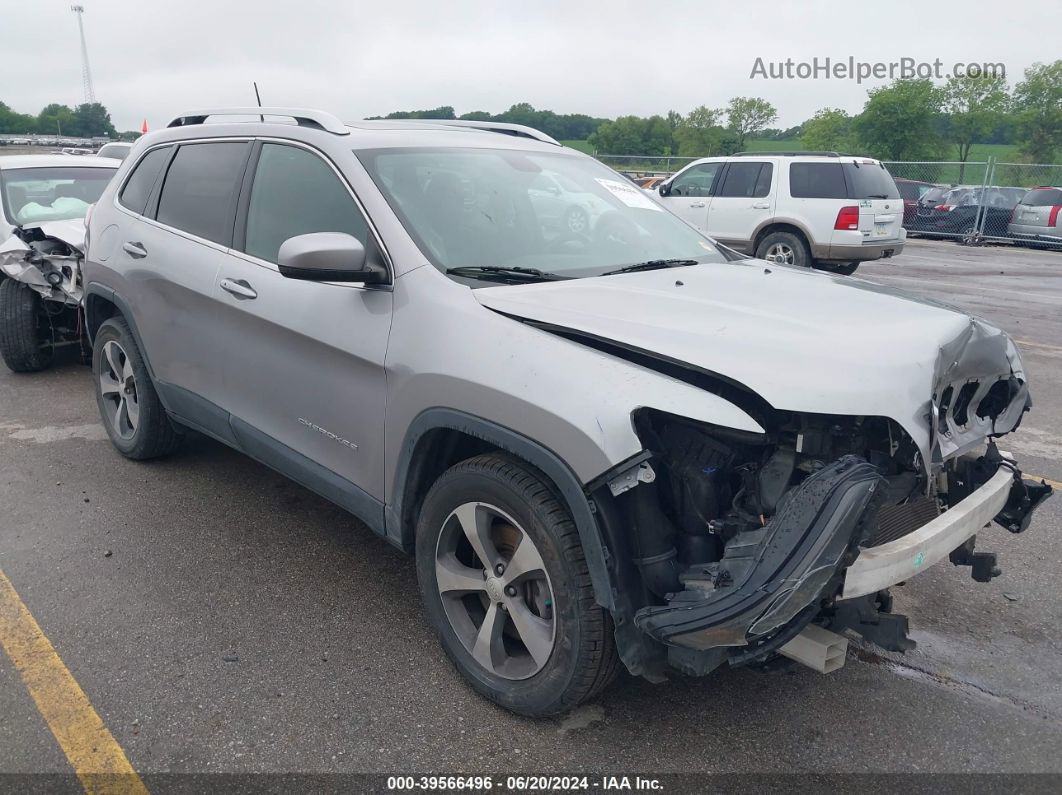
[117,140,251,414]
[658,160,724,231]
[207,140,392,499]
[704,160,774,248]
[842,160,903,242]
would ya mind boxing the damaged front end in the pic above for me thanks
[0,221,87,366]
[0,221,85,305]
[592,403,1051,681]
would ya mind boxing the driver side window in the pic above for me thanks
[669,163,722,197]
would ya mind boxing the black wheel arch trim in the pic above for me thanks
[387,407,616,612]
[84,282,159,379]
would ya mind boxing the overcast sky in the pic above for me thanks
[2,0,1058,133]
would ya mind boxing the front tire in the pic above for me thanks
[92,317,182,459]
[0,279,54,372]
[755,231,810,268]
[415,454,619,716]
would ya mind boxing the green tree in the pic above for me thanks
[853,79,945,161]
[458,110,492,121]
[725,96,778,150]
[672,105,723,157]
[1012,61,1062,163]
[72,102,117,137]
[37,104,77,137]
[588,115,668,155]
[801,107,854,152]
[0,101,36,133]
[941,74,1009,179]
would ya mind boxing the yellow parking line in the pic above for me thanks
[1028,474,1062,491]
[0,569,148,795]
[1015,339,1062,354]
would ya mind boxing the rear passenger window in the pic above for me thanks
[789,163,847,199]
[118,147,170,214]
[243,143,369,264]
[156,142,249,245]
[717,162,772,198]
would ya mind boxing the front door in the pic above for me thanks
[207,141,393,501]
[658,161,724,231]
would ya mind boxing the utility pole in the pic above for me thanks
[71,5,96,104]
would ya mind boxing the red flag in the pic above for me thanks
[141,119,148,134]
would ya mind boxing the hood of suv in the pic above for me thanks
[474,259,1026,462]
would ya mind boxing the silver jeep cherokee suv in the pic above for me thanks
[84,108,1051,716]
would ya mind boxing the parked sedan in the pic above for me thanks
[1008,186,1062,247]
[894,178,937,226]
[915,186,1026,239]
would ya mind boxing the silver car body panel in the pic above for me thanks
[473,262,1026,473]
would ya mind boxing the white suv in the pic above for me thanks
[656,152,906,275]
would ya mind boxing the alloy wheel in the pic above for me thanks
[435,501,556,680]
[765,242,795,265]
[98,340,140,439]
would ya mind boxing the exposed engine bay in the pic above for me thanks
[592,406,1052,680]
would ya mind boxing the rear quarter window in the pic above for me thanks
[156,142,249,245]
[119,146,171,214]
[789,163,847,199]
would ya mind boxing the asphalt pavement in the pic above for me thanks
[1,238,1061,783]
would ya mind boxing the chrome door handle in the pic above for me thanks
[220,278,257,300]
[752,202,770,209]
[122,241,147,259]
[689,202,706,208]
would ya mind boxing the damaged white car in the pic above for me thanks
[0,156,118,371]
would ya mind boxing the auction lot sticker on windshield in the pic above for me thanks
[595,178,663,211]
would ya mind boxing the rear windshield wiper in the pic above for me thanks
[445,266,567,283]
[601,259,700,276]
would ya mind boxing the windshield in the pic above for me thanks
[1,166,116,226]
[358,148,727,281]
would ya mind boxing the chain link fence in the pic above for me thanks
[594,154,698,177]
[882,159,1062,247]
[594,152,1062,250]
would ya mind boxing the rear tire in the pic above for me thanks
[0,279,54,372]
[415,454,619,716]
[92,316,182,460]
[755,231,810,268]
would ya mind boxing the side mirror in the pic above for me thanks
[277,232,387,284]
[658,182,671,197]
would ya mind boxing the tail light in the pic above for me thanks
[934,204,954,212]
[1050,205,1062,227]
[834,206,860,230]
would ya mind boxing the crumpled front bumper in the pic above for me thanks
[841,457,1050,599]
[634,453,1052,656]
